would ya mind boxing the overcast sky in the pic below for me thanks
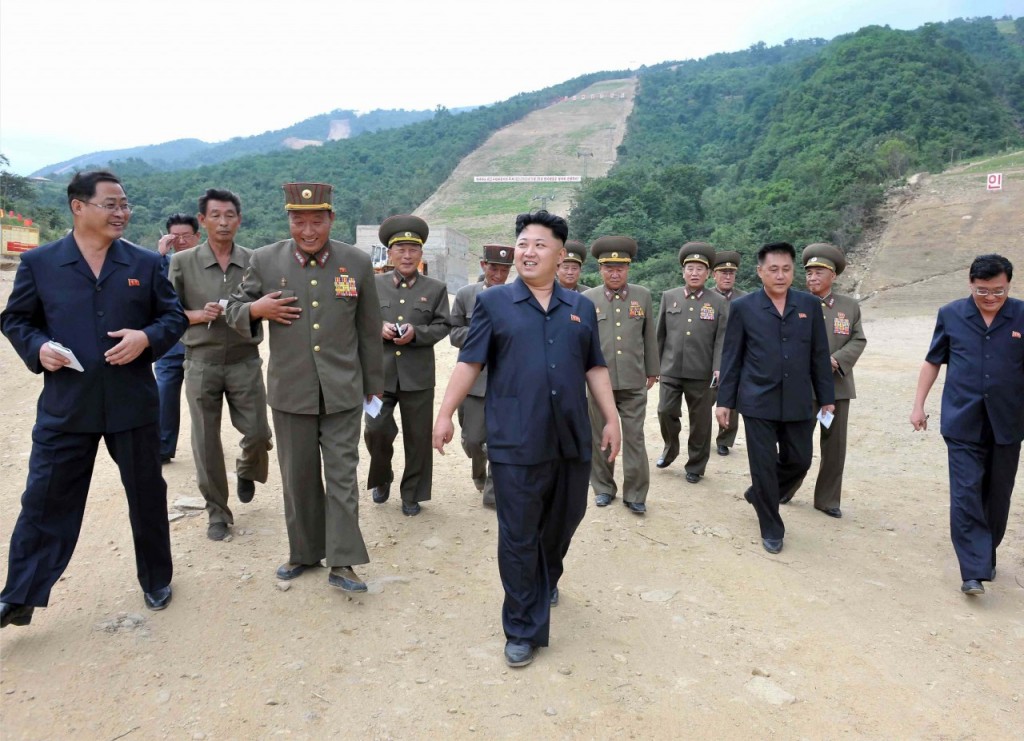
[2,0,1021,174]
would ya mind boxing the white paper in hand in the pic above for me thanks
[363,396,383,418]
[47,341,84,372]
[817,409,834,429]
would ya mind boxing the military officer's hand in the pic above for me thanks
[820,404,835,416]
[715,406,732,428]
[910,408,929,431]
[382,321,397,341]
[252,291,301,325]
[432,416,455,454]
[601,422,621,464]
[646,375,659,390]
[39,342,71,372]
[831,356,840,371]
[105,328,151,365]
[393,324,415,345]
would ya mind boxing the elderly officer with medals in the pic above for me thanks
[583,237,659,513]
[711,251,747,456]
[779,243,866,518]
[656,242,730,483]
[226,182,383,592]
[365,216,451,516]
[450,243,514,507]
[557,240,587,292]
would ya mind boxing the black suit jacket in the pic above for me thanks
[717,288,835,421]
[1,234,187,433]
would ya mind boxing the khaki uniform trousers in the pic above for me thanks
[458,395,495,503]
[716,405,741,449]
[272,405,369,568]
[364,388,434,504]
[783,398,850,511]
[658,376,715,476]
[588,387,650,503]
[184,356,272,525]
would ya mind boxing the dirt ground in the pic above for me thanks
[2,178,1023,740]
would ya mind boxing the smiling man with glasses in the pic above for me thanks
[910,253,1023,597]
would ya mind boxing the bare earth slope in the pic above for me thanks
[1,160,1022,738]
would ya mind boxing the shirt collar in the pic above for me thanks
[604,285,629,302]
[199,241,246,269]
[817,292,834,308]
[685,287,705,299]
[393,270,419,288]
[714,287,731,300]
[293,243,330,268]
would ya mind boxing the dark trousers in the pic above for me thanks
[155,347,185,459]
[743,416,816,540]
[364,388,434,504]
[945,418,1019,582]
[491,458,590,648]
[1,423,173,607]
[659,376,715,476]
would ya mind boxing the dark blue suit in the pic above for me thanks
[459,278,604,647]
[925,296,1023,581]
[718,288,835,539]
[1,234,187,607]
[155,251,186,460]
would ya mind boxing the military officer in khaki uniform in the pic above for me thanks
[780,243,866,518]
[226,182,383,592]
[557,240,586,292]
[365,216,451,516]
[450,243,514,507]
[656,242,729,483]
[583,237,659,513]
[711,251,747,456]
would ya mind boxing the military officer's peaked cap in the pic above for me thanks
[802,242,847,276]
[592,236,638,264]
[283,182,333,211]
[482,243,514,265]
[380,215,429,248]
[678,241,715,268]
[713,250,742,271]
[563,240,587,265]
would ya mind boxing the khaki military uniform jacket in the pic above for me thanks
[170,241,260,364]
[226,238,384,414]
[816,292,866,400]
[450,281,490,397]
[657,286,729,380]
[583,283,659,390]
[376,271,451,393]
[716,286,747,303]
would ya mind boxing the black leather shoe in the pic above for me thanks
[372,482,391,504]
[685,472,701,484]
[625,501,646,514]
[144,585,172,611]
[550,587,559,606]
[743,487,754,504]
[779,490,795,505]
[595,492,615,507]
[819,507,842,519]
[161,456,172,465]
[1,603,34,628]
[961,579,984,595]
[655,451,677,469]
[328,566,367,592]
[207,522,229,541]
[717,445,730,456]
[762,538,783,554]
[402,501,421,516]
[504,641,534,667]
[237,477,256,503]
[276,562,320,580]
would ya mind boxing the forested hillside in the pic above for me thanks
[570,17,1024,294]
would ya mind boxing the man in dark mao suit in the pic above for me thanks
[226,182,383,593]
[716,242,835,554]
[365,215,451,516]
[911,254,1023,596]
[1,170,187,628]
[711,251,746,456]
[432,210,621,669]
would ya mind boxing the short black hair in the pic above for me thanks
[969,253,1013,283]
[514,210,569,244]
[756,241,796,265]
[165,213,200,234]
[67,170,121,211]
[198,188,242,216]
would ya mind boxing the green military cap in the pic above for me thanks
[592,236,638,264]
[802,242,847,276]
[482,243,514,265]
[713,250,742,271]
[678,241,715,268]
[563,240,587,265]
[283,182,333,211]
[379,215,429,248]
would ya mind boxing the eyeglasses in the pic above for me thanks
[972,287,1007,297]
[83,201,133,214]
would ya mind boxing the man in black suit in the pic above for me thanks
[0,170,187,628]
[910,254,1022,596]
[715,242,835,554]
